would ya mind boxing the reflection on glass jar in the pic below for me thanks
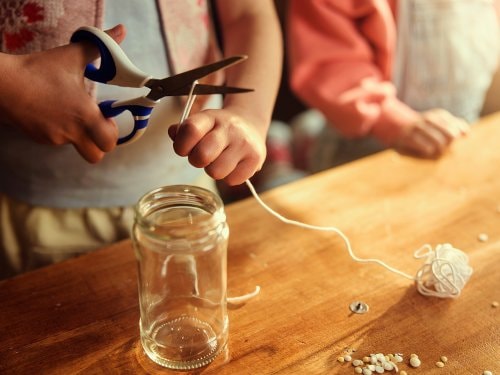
[133,185,229,370]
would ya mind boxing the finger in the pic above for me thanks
[415,121,451,152]
[204,145,240,180]
[456,117,470,134]
[410,131,439,158]
[168,124,178,141]
[206,141,263,183]
[396,129,438,158]
[72,137,106,163]
[188,129,229,168]
[85,117,119,152]
[104,24,126,44]
[422,112,457,140]
[76,24,127,64]
[223,158,261,186]
[424,109,469,138]
[173,113,214,156]
[73,97,119,152]
[443,112,470,134]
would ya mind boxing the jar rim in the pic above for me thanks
[134,185,226,230]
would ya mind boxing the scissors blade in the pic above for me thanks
[168,84,253,96]
[145,55,248,100]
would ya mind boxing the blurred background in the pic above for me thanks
[217,0,500,203]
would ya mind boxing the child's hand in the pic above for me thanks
[0,25,126,163]
[395,108,469,158]
[168,106,267,185]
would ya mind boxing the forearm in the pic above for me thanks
[215,0,283,139]
[294,65,420,144]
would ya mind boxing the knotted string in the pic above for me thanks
[413,243,472,298]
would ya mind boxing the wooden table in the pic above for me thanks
[1,114,499,375]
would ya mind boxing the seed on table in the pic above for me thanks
[382,362,394,371]
[337,356,345,363]
[492,301,499,308]
[363,356,371,363]
[435,361,445,368]
[344,355,352,362]
[375,365,384,373]
[362,369,372,375]
[409,356,422,368]
[353,359,364,367]
[354,367,363,374]
[483,371,493,375]
[478,233,489,242]
[410,353,419,358]
[440,355,448,363]
[400,371,407,375]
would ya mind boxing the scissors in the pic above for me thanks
[70,26,253,144]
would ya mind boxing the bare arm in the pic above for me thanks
[170,0,283,185]
[216,0,283,137]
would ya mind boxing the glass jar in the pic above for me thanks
[132,185,229,370]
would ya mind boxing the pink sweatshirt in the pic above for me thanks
[288,0,423,145]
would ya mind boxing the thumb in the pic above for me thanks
[104,24,126,44]
[73,24,127,65]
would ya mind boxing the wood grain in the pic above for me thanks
[1,114,499,374]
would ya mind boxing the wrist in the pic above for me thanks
[370,98,421,146]
[222,102,271,139]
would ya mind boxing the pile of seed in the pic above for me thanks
[336,350,452,374]
[337,352,405,374]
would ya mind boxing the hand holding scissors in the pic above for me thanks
[70,26,252,145]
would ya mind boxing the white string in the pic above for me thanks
[178,81,262,305]
[244,179,473,298]
[177,84,472,299]
[178,80,199,125]
[245,180,415,281]
[227,286,261,307]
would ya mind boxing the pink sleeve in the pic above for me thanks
[287,0,420,145]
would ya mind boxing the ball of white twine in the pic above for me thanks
[414,243,473,298]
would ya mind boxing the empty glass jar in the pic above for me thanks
[132,185,229,370]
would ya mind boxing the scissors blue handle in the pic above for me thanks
[97,99,154,144]
[71,26,159,145]
[71,26,252,145]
